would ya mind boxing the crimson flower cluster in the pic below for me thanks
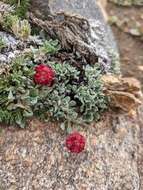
[34,64,55,86]
[33,65,86,154]
[65,132,86,153]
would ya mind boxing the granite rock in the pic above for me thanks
[0,108,143,189]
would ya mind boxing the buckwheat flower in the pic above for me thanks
[34,64,55,86]
[66,132,86,153]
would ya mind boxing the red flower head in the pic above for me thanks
[34,64,55,86]
[65,132,86,153]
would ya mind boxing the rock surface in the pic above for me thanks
[0,107,143,190]
[102,75,142,112]
[30,0,120,73]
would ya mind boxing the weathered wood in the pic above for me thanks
[30,0,120,73]
[97,0,108,20]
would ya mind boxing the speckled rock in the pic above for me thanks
[0,107,143,190]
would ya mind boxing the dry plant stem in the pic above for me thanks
[97,0,108,21]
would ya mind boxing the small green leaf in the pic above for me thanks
[60,122,66,131]
[23,110,33,117]
[8,90,14,100]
